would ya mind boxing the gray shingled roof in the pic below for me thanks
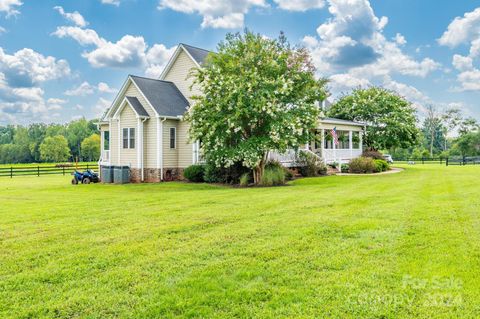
[181,43,211,65]
[130,75,190,117]
[125,96,149,117]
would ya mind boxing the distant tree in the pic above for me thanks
[454,131,480,157]
[66,118,97,160]
[28,123,47,162]
[423,105,444,157]
[39,135,70,163]
[187,31,327,184]
[46,124,67,138]
[81,134,101,161]
[12,127,33,163]
[328,87,419,150]
[441,108,462,150]
[458,117,480,136]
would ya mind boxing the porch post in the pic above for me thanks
[349,130,353,158]
[321,129,325,163]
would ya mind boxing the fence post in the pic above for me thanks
[440,158,443,164]
[37,166,40,177]
[10,166,13,178]
[63,166,65,176]
[446,157,449,166]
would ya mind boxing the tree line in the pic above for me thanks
[0,118,100,164]
[327,87,480,159]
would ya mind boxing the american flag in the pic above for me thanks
[330,127,339,146]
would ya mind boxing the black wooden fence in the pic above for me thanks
[0,164,98,178]
[393,157,480,166]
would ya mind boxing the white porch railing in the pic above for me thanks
[268,149,323,167]
[322,149,362,164]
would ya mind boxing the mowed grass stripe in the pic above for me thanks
[1,165,479,318]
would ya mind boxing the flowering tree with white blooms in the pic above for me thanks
[186,31,328,184]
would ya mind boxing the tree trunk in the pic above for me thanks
[253,152,268,185]
[430,130,434,157]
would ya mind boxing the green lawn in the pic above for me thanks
[1,164,479,318]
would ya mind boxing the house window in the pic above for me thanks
[103,131,109,150]
[129,128,135,149]
[169,127,176,149]
[122,128,135,149]
[337,131,350,149]
[352,131,360,149]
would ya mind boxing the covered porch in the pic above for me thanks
[308,118,365,164]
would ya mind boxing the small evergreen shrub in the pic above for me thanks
[204,161,250,184]
[260,166,285,186]
[341,163,349,172]
[374,159,389,172]
[362,149,384,160]
[265,160,293,181]
[183,164,205,182]
[349,156,376,173]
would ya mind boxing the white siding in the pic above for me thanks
[163,50,201,102]
[178,120,193,168]
[119,104,138,167]
[163,120,178,168]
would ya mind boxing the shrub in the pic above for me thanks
[374,159,389,172]
[183,164,205,182]
[260,166,285,186]
[204,161,250,184]
[349,156,376,173]
[341,163,349,172]
[362,149,384,160]
[266,160,293,181]
[297,151,327,177]
[239,172,250,187]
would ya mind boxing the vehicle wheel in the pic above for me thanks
[82,177,91,184]
[71,178,78,185]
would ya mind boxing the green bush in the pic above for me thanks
[349,156,376,173]
[297,151,327,177]
[266,160,294,181]
[183,164,205,182]
[204,161,250,184]
[341,163,349,172]
[374,159,389,172]
[260,166,285,186]
[239,172,250,187]
[362,149,384,160]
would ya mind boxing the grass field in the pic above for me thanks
[1,164,479,318]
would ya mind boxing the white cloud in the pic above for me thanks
[65,81,116,96]
[93,97,112,117]
[329,73,371,93]
[83,34,147,68]
[452,54,473,72]
[0,26,5,34]
[0,0,22,17]
[101,0,120,6]
[438,8,480,48]
[158,0,268,29]
[65,81,95,96]
[0,47,71,87]
[273,0,325,11]
[53,26,106,47]
[54,6,88,28]
[303,0,439,78]
[53,26,175,73]
[394,33,406,46]
[97,82,116,93]
[145,44,177,77]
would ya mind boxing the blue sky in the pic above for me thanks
[1,0,480,124]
